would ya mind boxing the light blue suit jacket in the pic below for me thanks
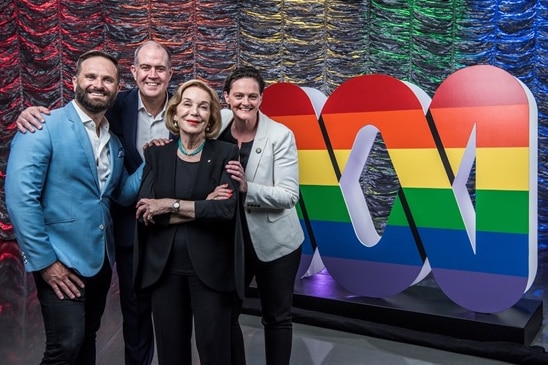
[6,102,143,277]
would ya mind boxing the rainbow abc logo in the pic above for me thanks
[261,65,538,314]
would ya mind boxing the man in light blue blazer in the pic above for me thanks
[5,50,142,365]
[13,41,173,365]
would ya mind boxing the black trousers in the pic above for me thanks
[115,244,154,365]
[34,259,112,365]
[151,273,232,365]
[232,244,303,365]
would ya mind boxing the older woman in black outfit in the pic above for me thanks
[134,79,243,365]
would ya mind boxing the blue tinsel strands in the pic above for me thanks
[456,1,496,67]
[494,1,547,240]
[537,0,548,242]
[494,1,536,83]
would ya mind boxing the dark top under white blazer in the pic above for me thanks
[220,111,304,262]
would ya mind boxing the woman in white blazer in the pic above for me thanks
[217,66,304,365]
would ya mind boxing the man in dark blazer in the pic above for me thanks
[15,41,174,365]
[107,41,174,365]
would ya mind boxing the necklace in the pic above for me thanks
[178,139,205,156]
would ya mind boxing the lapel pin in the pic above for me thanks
[256,148,262,154]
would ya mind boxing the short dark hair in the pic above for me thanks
[76,50,120,80]
[223,65,266,95]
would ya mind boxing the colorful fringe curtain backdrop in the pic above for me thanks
[1,0,547,244]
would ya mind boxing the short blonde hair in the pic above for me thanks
[165,80,222,138]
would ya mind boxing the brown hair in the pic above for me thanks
[75,50,120,81]
[223,65,266,95]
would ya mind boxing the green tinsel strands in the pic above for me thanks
[369,0,464,95]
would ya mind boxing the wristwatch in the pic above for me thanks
[172,199,180,213]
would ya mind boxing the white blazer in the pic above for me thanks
[221,110,304,262]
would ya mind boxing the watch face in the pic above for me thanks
[173,201,180,210]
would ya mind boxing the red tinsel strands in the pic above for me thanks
[19,0,63,108]
[193,1,239,90]
[104,0,153,88]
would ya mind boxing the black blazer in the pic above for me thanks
[135,139,244,297]
[108,88,147,174]
[107,88,175,248]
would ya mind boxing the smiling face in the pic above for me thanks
[130,42,173,102]
[73,55,119,115]
[174,85,212,138]
[224,77,262,122]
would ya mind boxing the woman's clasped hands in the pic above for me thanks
[136,198,172,225]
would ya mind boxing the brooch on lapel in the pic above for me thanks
[117,147,125,159]
[256,148,262,154]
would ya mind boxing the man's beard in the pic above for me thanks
[75,84,116,114]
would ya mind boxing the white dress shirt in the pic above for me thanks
[72,100,111,191]
[136,92,170,159]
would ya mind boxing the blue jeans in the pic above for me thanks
[34,260,112,365]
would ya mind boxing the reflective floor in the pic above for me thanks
[94,271,545,365]
[2,248,547,364]
[2,268,546,365]
[236,315,514,365]
[95,304,518,365]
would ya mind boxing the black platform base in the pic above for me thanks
[243,270,546,363]
[290,272,543,345]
